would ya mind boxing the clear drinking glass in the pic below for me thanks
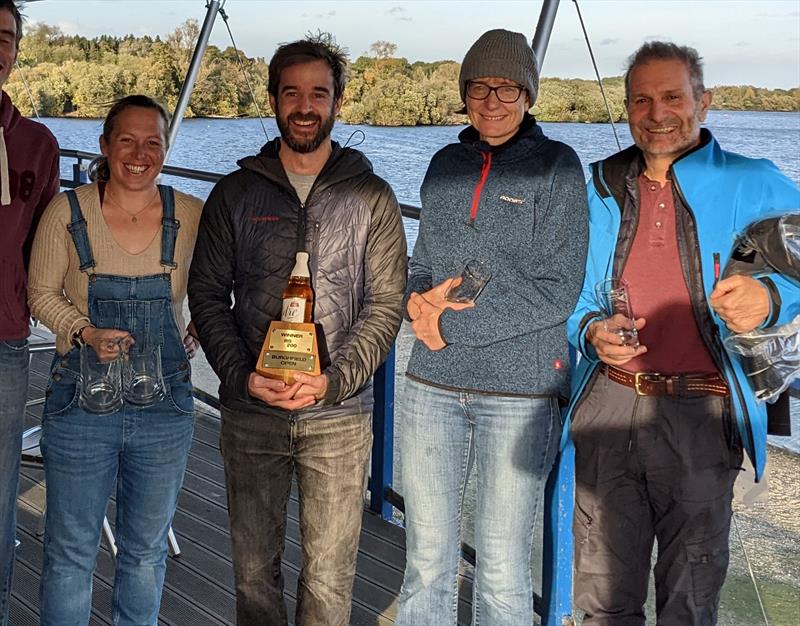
[445,259,492,303]
[123,344,166,406]
[79,343,124,415]
[594,278,640,348]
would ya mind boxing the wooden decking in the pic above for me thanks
[12,345,475,625]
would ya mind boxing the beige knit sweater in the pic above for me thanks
[28,182,203,354]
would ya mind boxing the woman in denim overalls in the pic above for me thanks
[28,96,202,625]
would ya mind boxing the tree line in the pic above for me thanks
[6,21,798,124]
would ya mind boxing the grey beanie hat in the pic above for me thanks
[459,29,539,105]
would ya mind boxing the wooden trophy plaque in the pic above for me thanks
[256,321,321,383]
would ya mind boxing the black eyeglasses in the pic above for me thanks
[466,81,525,103]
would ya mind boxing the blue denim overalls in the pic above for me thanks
[40,185,194,626]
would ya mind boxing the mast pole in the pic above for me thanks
[531,0,561,72]
[531,4,574,624]
[166,0,221,162]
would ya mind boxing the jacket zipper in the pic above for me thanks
[670,170,754,454]
[595,169,640,451]
[469,151,492,226]
[608,168,639,278]
[568,166,634,433]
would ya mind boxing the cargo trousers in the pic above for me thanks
[570,372,742,626]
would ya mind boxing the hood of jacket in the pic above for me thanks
[237,138,375,193]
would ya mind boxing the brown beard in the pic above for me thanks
[275,105,336,154]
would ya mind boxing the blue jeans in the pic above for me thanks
[0,339,28,626]
[39,375,194,626]
[396,379,560,626]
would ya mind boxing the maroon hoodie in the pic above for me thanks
[0,90,59,341]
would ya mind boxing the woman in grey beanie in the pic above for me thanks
[397,29,588,625]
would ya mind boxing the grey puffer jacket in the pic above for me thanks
[188,139,407,418]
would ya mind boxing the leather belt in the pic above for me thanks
[602,365,729,397]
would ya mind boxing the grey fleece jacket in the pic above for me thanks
[405,116,588,398]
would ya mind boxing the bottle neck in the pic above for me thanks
[290,252,311,279]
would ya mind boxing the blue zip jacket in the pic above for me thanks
[564,130,800,480]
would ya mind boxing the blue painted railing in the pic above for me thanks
[59,149,575,625]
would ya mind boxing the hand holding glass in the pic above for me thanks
[595,278,640,348]
[79,341,125,415]
[445,260,492,303]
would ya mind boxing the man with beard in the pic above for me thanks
[0,2,59,624]
[565,42,799,625]
[188,36,406,626]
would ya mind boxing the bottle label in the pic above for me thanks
[281,297,306,323]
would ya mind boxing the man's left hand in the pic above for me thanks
[293,372,329,402]
[710,275,770,333]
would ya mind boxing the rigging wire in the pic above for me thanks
[14,59,41,119]
[572,0,621,151]
[732,512,770,626]
[217,2,270,142]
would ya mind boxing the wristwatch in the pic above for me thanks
[72,325,92,348]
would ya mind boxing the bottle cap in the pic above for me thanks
[291,251,310,278]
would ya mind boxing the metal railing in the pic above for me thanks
[59,149,574,625]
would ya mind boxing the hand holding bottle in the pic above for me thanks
[293,372,328,402]
[247,372,315,410]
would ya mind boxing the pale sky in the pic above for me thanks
[19,0,800,89]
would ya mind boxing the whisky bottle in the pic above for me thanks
[281,252,313,323]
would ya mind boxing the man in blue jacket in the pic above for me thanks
[565,41,800,625]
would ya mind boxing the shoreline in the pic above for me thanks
[28,108,800,125]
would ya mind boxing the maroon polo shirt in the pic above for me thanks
[620,175,718,375]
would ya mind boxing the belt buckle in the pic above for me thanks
[634,372,663,396]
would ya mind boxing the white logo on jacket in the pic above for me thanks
[499,194,525,204]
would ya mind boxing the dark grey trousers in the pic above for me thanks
[570,373,742,626]
[220,407,372,626]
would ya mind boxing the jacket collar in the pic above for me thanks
[593,128,715,208]
[457,113,545,157]
[237,137,374,194]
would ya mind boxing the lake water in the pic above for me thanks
[42,109,800,255]
[40,110,800,453]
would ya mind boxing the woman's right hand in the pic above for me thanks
[81,327,134,362]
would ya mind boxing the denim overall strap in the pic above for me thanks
[58,187,189,380]
[65,190,96,273]
[159,185,179,270]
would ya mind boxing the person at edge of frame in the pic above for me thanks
[187,34,407,626]
[564,41,800,626]
[0,1,59,624]
[396,29,589,626]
